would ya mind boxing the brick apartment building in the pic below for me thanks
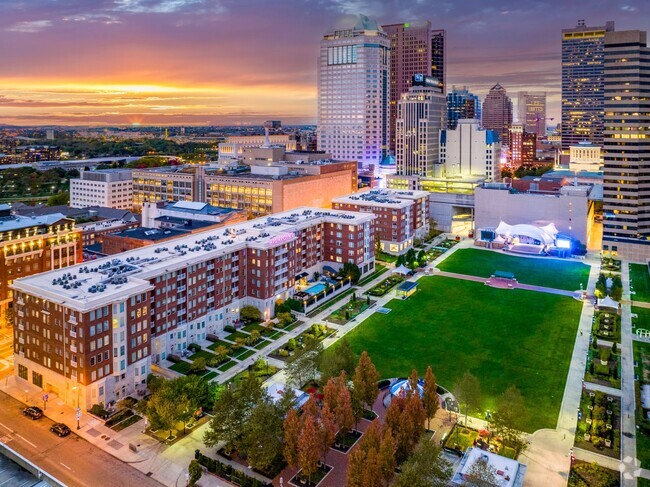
[332,189,429,255]
[12,208,375,408]
[0,205,82,309]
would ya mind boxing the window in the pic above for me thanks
[32,371,43,388]
[18,364,28,380]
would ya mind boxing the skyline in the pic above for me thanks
[0,0,645,126]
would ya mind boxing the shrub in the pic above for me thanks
[90,404,109,419]
[592,436,604,448]
[285,298,304,312]
[188,343,201,353]
[224,325,236,333]
[167,354,181,363]
[599,349,611,363]
[279,349,289,357]
[286,338,297,351]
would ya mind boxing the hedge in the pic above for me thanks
[195,451,271,487]
[224,325,237,333]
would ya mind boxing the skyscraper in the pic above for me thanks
[318,15,390,169]
[509,124,537,167]
[602,29,650,261]
[395,75,446,177]
[482,83,513,146]
[517,92,547,137]
[447,86,481,129]
[561,20,615,151]
[382,21,446,153]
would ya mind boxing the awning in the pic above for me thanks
[598,296,619,309]
[323,265,337,275]
[392,265,411,275]
[295,272,308,280]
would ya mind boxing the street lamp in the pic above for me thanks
[24,389,28,403]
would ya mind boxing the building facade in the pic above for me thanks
[12,208,375,409]
[70,170,133,210]
[509,124,537,167]
[561,20,615,150]
[318,15,390,169]
[395,78,446,177]
[517,91,547,137]
[132,166,200,210]
[602,29,650,261]
[382,21,446,153]
[569,142,602,172]
[332,189,429,254]
[0,206,82,308]
[447,86,481,130]
[141,201,247,229]
[440,119,501,181]
[482,83,513,146]
[217,134,297,163]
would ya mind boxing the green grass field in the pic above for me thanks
[631,263,650,303]
[437,248,591,291]
[343,276,583,432]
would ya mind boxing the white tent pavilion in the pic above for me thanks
[495,221,558,246]
[598,296,619,310]
[392,265,411,275]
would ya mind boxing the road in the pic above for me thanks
[0,391,163,487]
[0,327,13,380]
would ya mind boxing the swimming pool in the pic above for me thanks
[305,283,327,295]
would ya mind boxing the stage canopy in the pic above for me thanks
[392,265,411,275]
[495,221,558,245]
[598,296,619,309]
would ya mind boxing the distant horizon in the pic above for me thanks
[0,0,644,126]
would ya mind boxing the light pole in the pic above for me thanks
[24,389,28,403]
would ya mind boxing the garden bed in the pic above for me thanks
[290,464,332,487]
[326,295,375,324]
[585,344,621,389]
[367,275,405,297]
[111,413,143,432]
[574,389,621,459]
[217,360,237,372]
[331,429,362,453]
[233,349,256,361]
[225,331,250,342]
[568,460,620,487]
[601,258,621,273]
[269,324,335,361]
[592,311,621,343]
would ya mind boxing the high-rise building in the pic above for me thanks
[447,86,481,129]
[509,124,537,167]
[439,119,501,181]
[482,83,513,146]
[431,29,446,91]
[517,92,547,137]
[395,75,446,177]
[382,21,446,153]
[602,29,650,261]
[318,15,390,169]
[70,169,133,210]
[561,20,615,151]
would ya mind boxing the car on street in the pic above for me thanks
[22,406,43,420]
[50,423,71,437]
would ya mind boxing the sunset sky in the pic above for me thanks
[0,0,644,126]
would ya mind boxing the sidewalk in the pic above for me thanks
[0,375,231,487]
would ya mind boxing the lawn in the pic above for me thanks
[437,248,591,291]
[633,307,650,333]
[631,263,650,303]
[343,276,583,432]
[634,340,650,468]
[189,349,216,362]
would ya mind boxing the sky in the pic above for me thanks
[0,0,646,126]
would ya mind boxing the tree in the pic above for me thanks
[283,407,302,468]
[189,357,207,374]
[346,421,383,487]
[239,399,284,470]
[47,191,69,206]
[453,371,481,426]
[489,386,529,456]
[417,250,427,266]
[463,457,499,487]
[334,375,355,434]
[385,393,425,463]
[377,427,397,484]
[396,437,452,487]
[353,351,380,411]
[213,345,229,362]
[285,336,323,388]
[408,369,420,397]
[320,404,338,463]
[277,311,294,327]
[595,274,607,299]
[247,330,261,345]
[240,305,261,323]
[188,459,202,486]
[298,414,321,483]
[423,366,439,430]
[339,262,362,284]
[319,338,356,385]
[146,381,187,440]
[203,386,242,451]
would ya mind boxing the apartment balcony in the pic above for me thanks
[70,344,77,353]
[207,297,215,304]
[177,297,186,305]
[69,329,77,338]
[18,324,24,331]
[17,310,24,318]
[177,273,187,280]
[68,315,78,325]
[207,264,215,271]
[177,285,186,293]
[18,337,24,345]
[16,298,25,306]
[178,308,186,316]
[70,360,77,368]
[232,286,239,293]
[207,275,215,282]
[207,286,215,293]
[232,266,239,273]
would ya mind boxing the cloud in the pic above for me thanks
[6,20,52,33]
[113,0,211,14]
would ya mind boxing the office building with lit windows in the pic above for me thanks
[482,83,513,146]
[395,76,446,177]
[602,29,650,261]
[447,86,481,130]
[561,20,615,150]
[517,92,547,137]
[318,15,390,169]
[12,207,375,409]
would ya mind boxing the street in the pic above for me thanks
[0,327,14,380]
[0,391,163,487]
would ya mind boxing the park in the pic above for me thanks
[345,250,587,432]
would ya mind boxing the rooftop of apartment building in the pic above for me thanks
[0,209,70,232]
[333,189,429,209]
[76,169,132,182]
[12,207,374,310]
[152,200,242,217]
[483,178,593,197]
[110,226,188,241]
[11,204,138,223]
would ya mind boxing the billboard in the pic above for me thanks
[412,74,442,88]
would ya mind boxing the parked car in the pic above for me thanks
[50,423,71,437]
[22,406,43,420]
